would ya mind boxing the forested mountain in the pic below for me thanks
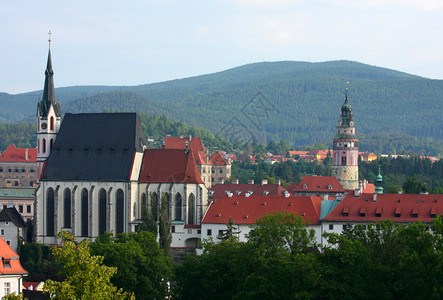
[1,61,442,154]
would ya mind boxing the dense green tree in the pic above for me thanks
[43,231,134,300]
[403,176,424,194]
[90,231,172,300]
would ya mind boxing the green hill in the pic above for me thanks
[1,60,442,154]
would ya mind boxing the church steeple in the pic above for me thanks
[38,48,60,118]
[36,31,62,180]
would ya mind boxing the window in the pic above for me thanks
[4,282,10,295]
[99,188,107,236]
[63,188,72,228]
[218,230,224,237]
[329,224,334,230]
[6,240,10,245]
[219,169,223,173]
[0,229,4,235]
[188,229,192,234]
[212,169,215,173]
[30,181,34,186]
[343,224,347,231]
[18,205,23,213]
[188,193,195,225]
[7,168,12,172]
[46,188,55,236]
[207,229,212,236]
[27,205,31,213]
[30,169,35,173]
[2,205,6,210]
[171,226,175,233]
[22,168,26,172]
[42,138,46,153]
[341,156,346,165]
[203,168,206,173]
[0,168,3,172]
[197,229,201,234]
[50,116,54,131]
[116,189,124,234]
[81,188,89,237]
[211,178,214,182]
[175,193,182,221]
[5,222,8,226]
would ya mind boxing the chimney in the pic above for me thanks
[180,134,183,139]
[245,192,250,197]
[189,134,192,141]
[261,179,268,185]
[363,180,367,189]
[232,178,239,184]
[373,193,377,202]
[25,148,28,161]
[185,141,189,154]
[324,194,328,201]
[248,179,254,185]
[284,191,290,198]
[354,189,360,197]
[276,179,281,185]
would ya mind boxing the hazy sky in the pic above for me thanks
[2,0,443,94]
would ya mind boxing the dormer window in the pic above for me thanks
[431,208,437,218]
[375,207,382,217]
[303,184,307,189]
[359,207,366,217]
[395,207,401,218]
[342,207,349,217]
[412,208,419,218]
[328,184,333,190]
[3,259,11,268]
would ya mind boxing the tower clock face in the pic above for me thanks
[41,122,47,130]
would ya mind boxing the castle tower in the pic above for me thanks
[332,87,359,190]
[36,32,61,179]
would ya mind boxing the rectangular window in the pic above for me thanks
[329,224,334,230]
[197,229,201,234]
[343,224,347,231]
[188,229,192,234]
[18,205,23,213]
[207,229,212,236]
[203,168,206,173]
[4,282,10,295]
[171,226,175,233]
[2,205,6,210]
[218,230,224,237]
[27,205,31,213]
[1,229,4,235]
[22,168,26,172]
[219,169,223,173]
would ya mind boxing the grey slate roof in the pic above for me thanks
[37,49,61,118]
[0,208,27,228]
[42,113,147,181]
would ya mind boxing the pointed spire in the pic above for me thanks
[38,31,60,118]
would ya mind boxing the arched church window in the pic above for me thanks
[175,193,182,221]
[341,156,347,165]
[46,188,55,236]
[50,139,54,152]
[63,188,71,228]
[99,188,107,236]
[188,193,195,225]
[116,189,124,234]
[42,138,46,153]
[81,188,89,237]
[50,116,54,131]
[141,193,147,208]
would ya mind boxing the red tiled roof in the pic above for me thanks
[0,144,37,163]
[164,136,205,152]
[203,195,322,225]
[323,193,443,223]
[210,183,287,199]
[362,183,376,194]
[139,149,204,184]
[287,151,309,156]
[211,151,230,166]
[287,176,345,193]
[193,150,211,165]
[0,237,27,275]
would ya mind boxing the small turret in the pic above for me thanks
[375,167,384,194]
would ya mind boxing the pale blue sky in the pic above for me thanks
[2,0,443,94]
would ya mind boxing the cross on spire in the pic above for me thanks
[48,30,52,47]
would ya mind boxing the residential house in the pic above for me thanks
[0,188,35,222]
[0,236,27,298]
[0,208,27,252]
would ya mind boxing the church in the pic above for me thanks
[35,43,208,246]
